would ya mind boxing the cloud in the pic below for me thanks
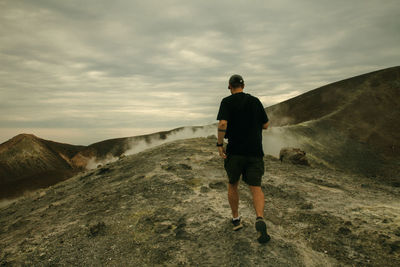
[0,0,399,144]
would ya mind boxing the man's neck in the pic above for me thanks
[230,88,244,95]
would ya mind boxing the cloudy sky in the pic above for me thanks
[1,0,399,145]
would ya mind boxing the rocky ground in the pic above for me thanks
[1,137,399,266]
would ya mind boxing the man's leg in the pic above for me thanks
[249,185,270,243]
[249,185,264,218]
[244,157,270,243]
[228,181,240,218]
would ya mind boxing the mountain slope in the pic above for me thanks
[264,66,400,181]
[1,137,399,266]
[266,66,399,128]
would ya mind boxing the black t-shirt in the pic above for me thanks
[217,92,269,157]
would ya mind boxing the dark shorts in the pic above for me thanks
[224,154,264,186]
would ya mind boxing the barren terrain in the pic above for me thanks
[1,137,399,266]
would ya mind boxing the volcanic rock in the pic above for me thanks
[279,147,309,166]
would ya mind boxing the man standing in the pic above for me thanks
[216,74,271,244]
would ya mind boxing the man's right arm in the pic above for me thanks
[262,121,269,130]
[216,99,229,158]
[217,120,228,145]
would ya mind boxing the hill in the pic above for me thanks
[0,134,85,199]
[1,137,399,266]
[264,66,400,182]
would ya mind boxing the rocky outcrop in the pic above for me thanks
[279,147,309,166]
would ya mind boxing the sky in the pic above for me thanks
[1,0,399,145]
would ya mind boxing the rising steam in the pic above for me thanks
[125,125,216,155]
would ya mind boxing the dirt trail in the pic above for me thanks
[1,137,399,266]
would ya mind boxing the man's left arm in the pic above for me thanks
[217,120,227,158]
[257,99,269,130]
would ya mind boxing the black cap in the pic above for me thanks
[228,74,244,89]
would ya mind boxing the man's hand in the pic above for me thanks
[218,146,227,159]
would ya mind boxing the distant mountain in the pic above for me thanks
[265,66,400,180]
[0,134,85,199]
[0,126,215,199]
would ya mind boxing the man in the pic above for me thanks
[216,74,271,244]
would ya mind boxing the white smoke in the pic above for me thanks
[123,123,301,160]
[82,124,217,170]
[86,154,119,170]
[125,124,216,156]
[262,126,301,157]
[84,123,301,170]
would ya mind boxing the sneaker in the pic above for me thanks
[255,217,271,244]
[231,217,243,231]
